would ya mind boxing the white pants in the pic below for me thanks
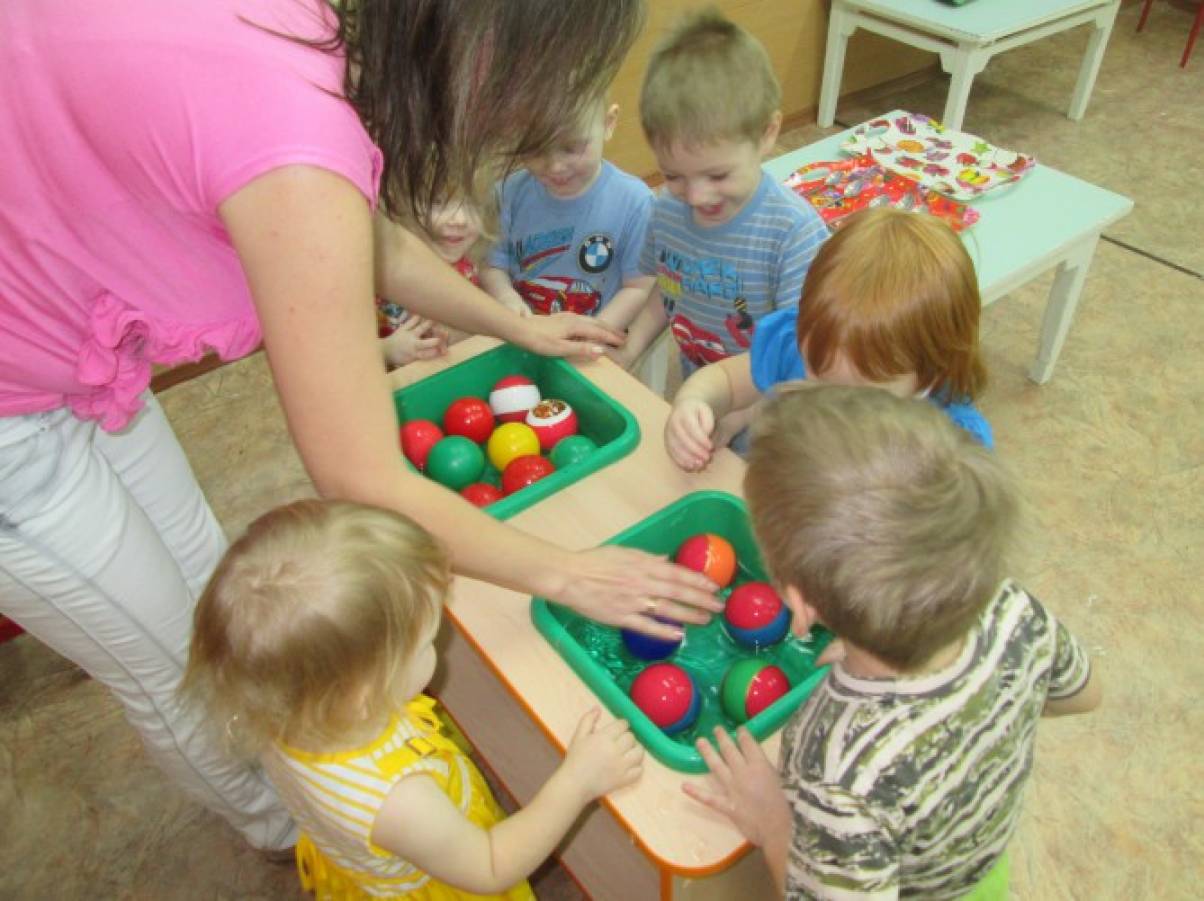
[0,394,296,850]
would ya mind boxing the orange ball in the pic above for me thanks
[674,533,737,588]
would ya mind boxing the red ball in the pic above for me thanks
[501,454,556,495]
[525,398,578,452]
[443,397,495,444]
[675,533,737,588]
[489,375,541,423]
[460,482,503,507]
[400,419,443,470]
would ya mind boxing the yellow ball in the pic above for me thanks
[487,422,540,471]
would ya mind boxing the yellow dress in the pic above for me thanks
[268,695,535,901]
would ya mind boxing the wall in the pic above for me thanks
[605,0,933,178]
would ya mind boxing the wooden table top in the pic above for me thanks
[389,336,767,874]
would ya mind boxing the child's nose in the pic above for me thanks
[685,181,711,206]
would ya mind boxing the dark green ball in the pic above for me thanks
[549,434,598,469]
[426,436,485,490]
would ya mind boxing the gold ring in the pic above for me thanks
[644,597,658,615]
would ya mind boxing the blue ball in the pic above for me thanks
[621,618,683,661]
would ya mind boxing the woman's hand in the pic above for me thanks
[549,545,722,640]
[513,313,625,362]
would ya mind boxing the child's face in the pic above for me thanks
[654,116,780,227]
[526,102,618,199]
[427,200,481,265]
[808,348,920,397]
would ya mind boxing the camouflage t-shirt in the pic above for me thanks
[780,580,1091,900]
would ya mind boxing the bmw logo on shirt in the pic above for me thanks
[578,233,614,274]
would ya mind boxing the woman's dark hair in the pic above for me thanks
[324,0,644,222]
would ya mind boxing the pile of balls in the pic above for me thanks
[624,532,794,735]
[399,375,599,507]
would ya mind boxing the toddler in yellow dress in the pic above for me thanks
[183,499,642,899]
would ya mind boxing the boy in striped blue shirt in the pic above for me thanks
[615,9,827,448]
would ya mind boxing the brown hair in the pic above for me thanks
[745,386,1017,670]
[640,7,779,151]
[797,207,986,400]
[181,499,450,754]
[323,0,645,223]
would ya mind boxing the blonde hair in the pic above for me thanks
[745,386,1017,670]
[181,500,450,755]
[640,8,780,151]
[798,207,986,400]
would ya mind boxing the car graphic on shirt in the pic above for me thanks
[515,276,601,316]
[670,313,728,367]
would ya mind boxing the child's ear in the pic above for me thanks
[782,584,821,637]
[603,103,620,140]
[759,111,783,157]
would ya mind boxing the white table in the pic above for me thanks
[818,0,1121,131]
[765,119,1133,383]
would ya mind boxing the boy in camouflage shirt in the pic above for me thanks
[686,386,1100,899]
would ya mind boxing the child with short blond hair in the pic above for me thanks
[686,386,1100,899]
[666,206,993,470]
[616,9,827,398]
[481,96,655,330]
[183,499,642,900]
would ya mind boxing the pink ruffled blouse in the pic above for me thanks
[0,0,381,430]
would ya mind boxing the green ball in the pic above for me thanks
[549,434,598,469]
[721,658,764,724]
[426,436,485,490]
[480,462,503,488]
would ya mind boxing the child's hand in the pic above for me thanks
[498,291,532,318]
[683,726,790,849]
[665,397,716,472]
[382,315,449,369]
[560,708,643,801]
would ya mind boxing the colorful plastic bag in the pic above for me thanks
[783,153,980,232]
[841,110,1035,200]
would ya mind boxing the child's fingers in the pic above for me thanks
[572,707,601,741]
[712,727,746,769]
[695,735,733,785]
[681,780,729,815]
[816,639,847,667]
[735,727,764,766]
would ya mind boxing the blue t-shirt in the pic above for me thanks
[639,171,827,371]
[489,161,653,316]
[750,306,995,449]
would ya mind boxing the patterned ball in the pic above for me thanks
[630,663,700,735]
[721,659,790,724]
[489,375,541,423]
[675,533,737,588]
[724,582,790,648]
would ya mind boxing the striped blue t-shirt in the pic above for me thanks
[639,171,827,371]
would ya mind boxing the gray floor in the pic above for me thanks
[3,3,1202,898]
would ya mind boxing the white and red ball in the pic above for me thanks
[525,398,578,452]
[489,375,541,424]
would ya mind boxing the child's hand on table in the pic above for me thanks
[382,315,449,368]
[683,726,790,849]
[497,290,533,318]
[560,708,644,801]
[665,397,717,472]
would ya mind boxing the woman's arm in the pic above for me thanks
[220,165,719,633]
[376,214,611,358]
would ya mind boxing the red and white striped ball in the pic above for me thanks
[489,375,541,424]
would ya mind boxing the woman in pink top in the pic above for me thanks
[0,0,718,852]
